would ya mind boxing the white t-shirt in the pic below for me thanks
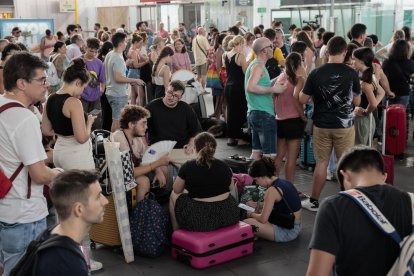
[0,97,48,224]
[66,43,82,61]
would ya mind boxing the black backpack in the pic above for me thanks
[10,230,84,276]
[265,57,281,80]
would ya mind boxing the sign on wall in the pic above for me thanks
[60,0,75,13]
[0,19,54,48]
[236,0,253,6]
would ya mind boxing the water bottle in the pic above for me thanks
[81,234,92,275]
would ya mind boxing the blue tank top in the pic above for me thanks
[271,178,301,214]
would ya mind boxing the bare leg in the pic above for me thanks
[130,85,138,105]
[285,139,301,183]
[275,138,287,177]
[138,85,145,106]
[111,120,120,132]
[169,191,181,231]
[311,161,329,200]
[243,218,275,241]
[135,176,151,202]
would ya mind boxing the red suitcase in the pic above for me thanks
[171,222,254,269]
[385,104,406,155]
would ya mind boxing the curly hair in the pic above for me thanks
[119,105,150,129]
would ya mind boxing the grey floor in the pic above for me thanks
[91,94,414,276]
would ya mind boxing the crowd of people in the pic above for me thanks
[0,17,413,276]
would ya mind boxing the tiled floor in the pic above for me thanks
[90,94,414,276]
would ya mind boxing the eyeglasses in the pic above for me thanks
[166,90,182,100]
[31,77,48,86]
[260,44,273,52]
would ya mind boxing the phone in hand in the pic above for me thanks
[238,203,255,212]
[88,109,101,116]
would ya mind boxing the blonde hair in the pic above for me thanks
[392,30,405,42]
[222,35,234,51]
[228,35,245,49]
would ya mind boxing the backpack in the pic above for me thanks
[0,102,31,199]
[340,189,414,276]
[46,55,60,86]
[91,129,112,195]
[130,194,170,257]
[265,49,281,80]
[10,229,84,276]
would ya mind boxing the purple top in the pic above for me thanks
[81,58,105,102]
[172,52,191,72]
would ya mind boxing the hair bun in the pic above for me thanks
[71,58,86,70]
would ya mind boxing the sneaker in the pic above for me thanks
[90,259,103,272]
[302,198,319,212]
[326,170,336,181]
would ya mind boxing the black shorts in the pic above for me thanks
[277,117,305,140]
[175,194,239,232]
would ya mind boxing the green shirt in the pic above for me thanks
[244,60,275,116]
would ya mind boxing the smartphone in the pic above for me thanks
[238,203,255,212]
[88,109,101,116]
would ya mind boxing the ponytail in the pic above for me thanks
[194,132,217,168]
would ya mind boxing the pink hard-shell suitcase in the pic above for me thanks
[171,221,254,269]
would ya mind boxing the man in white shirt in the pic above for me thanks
[192,27,210,89]
[66,34,83,60]
[0,52,62,276]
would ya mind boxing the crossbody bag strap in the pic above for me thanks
[196,38,208,57]
[273,182,294,214]
[0,102,31,198]
[339,189,405,244]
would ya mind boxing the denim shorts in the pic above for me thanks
[0,218,46,276]
[127,68,141,85]
[106,95,128,120]
[273,221,301,242]
[248,110,277,155]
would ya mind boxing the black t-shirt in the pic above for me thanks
[382,59,414,97]
[309,185,412,276]
[178,159,232,198]
[146,99,202,148]
[303,63,361,128]
[36,234,88,276]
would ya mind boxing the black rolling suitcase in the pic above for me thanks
[223,154,253,173]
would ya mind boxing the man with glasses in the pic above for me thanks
[11,27,21,42]
[146,80,202,166]
[245,37,287,160]
[65,24,78,46]
[0,52,63,276]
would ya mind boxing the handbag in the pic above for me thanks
[268,185,295,229]
[206,64,223,89]
[120,150,138,192]
[219,66,227,86]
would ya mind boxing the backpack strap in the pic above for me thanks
[339,188,402,244]
[0,102,32,198]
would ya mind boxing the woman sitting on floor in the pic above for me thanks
[169,132,239,232]
[244,157,302,242]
